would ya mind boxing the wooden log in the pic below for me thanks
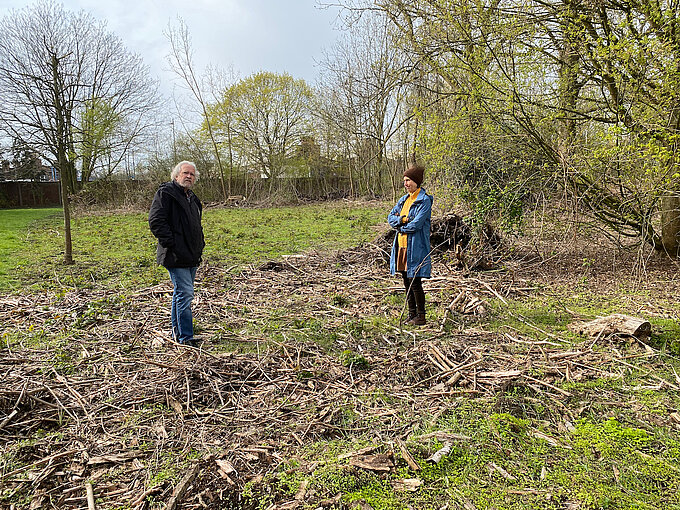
[569,314,651,340]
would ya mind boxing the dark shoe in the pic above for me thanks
[176,337,200,348]
[404,308,417,325]
[186,336,203,348]
[412,313,426,326]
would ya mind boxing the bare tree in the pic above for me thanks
[0,0,161,263]
[165,18,229,199]
[318,11,412,198]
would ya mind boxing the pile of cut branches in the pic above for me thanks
[1,246,675,508]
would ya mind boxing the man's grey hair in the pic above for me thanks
[171,161,199,181]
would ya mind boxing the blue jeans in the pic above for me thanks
[167,266,197,344]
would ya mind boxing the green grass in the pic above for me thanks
[0,208,62,284]
[478,287,680,355]
[0,203,387,293]
[203,205,383,263]
[238,402,680,510]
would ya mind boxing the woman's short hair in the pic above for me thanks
[171,161,199,181]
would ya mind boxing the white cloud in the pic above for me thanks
[0,0,341,88]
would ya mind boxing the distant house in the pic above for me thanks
[0,152,56,182]
[0,153,61,207]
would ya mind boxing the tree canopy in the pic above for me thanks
[0,0,161,263]
[210,71,315,180]
[344,0,680,253]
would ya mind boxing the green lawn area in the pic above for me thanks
[0,203,388,292]
[0,208,62,283]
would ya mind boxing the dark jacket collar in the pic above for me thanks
[163,179,195,201]
[171,179,190,196]
[161,180,201,213]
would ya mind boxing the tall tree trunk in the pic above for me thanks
[227,123,234,196]
[52,53,74,264]
[203,107,228,200]
[557,18,580,163]
[59,170,74,265]
[661,193,680,256]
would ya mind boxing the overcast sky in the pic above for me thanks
[0,0,344,96]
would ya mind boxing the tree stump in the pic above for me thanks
[380,213,471,252]
[569,314,651,340]
[375,213,501,269]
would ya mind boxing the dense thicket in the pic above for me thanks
[336,0,680,254]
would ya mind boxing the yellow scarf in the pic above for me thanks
[398,188,420,248]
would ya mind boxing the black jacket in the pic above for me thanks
[148,180,205,268]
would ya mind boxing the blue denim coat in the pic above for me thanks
[388,189,433,278]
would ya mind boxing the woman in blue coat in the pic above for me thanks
[387,164,433,325]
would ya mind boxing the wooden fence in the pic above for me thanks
[0,176,362,209]
[0,181,61,208]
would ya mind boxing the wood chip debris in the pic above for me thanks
[349,453,395,472]
[426,442,452,464]
[391,478,423,492]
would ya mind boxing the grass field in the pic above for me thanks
[0,203,387,292]
[0,208,62,283]
[2,203,680,510]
